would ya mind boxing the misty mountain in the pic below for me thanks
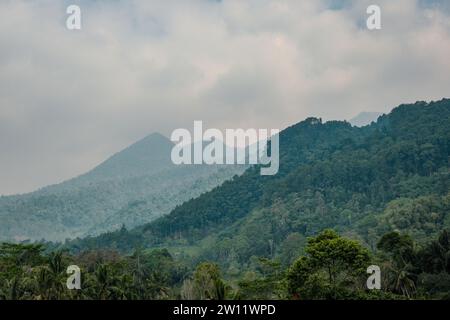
[83,132,174,180]
[0,133,246,242]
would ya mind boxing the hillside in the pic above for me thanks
[68,99,450,271]
[0,133,246,242]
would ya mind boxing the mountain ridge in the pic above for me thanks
[64,99,450,267]
[0,132,246,241]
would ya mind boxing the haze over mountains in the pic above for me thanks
[0,133,246,242]
[1,100,448,248]
[67,99,450,268]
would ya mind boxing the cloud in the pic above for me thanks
[0,0,450,194]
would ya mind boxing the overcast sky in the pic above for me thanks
[0,0,450,195]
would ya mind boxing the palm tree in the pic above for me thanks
[1,277,21,300]
[48,252,65,299]
[94,264,111,299]
[384,261,416,298]
[35,267,53,300]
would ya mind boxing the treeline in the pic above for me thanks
[1,229,449,300]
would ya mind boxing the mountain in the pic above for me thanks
[349,111,383,127]
[0,133,246,242]
[68,99,450,270]
[83,132,174,180]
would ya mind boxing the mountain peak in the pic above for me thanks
[142,132,171,143]
[85,132,174,180]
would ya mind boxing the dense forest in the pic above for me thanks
[1,99,449,299]
[1,229,449,299]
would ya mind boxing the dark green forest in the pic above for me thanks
[1,99,449,299]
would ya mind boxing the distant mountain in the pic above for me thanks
[84,132,174,180]
[0,133,246,242]
[70,99,450,268]
[349,112,383,127]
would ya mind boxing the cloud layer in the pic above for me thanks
[1,0,450,195]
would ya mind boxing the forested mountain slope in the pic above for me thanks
[0,133,245,242]
[69,99,450,268]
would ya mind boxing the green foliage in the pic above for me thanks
[2,230,450,299]
[0,245,188,300]
[237,258,286,299]
[376,229,450,298]
[180,262,227,300]
[287,230,370,299]
[374,194,450,241]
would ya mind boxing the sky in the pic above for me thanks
[0,0,450,195]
